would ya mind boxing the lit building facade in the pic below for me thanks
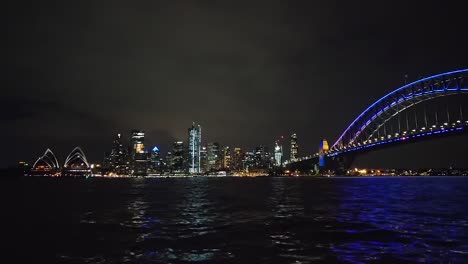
[274,141,283,167]
[231,147,244,172]
[131,130,145,155]
[222,146,231,170]
[131,130,147,176]
[290,133,298,161]
[200,146,208,173]
[188,122,202,174]
[109,133,129,174]
[207,142,221,171]
[149,146,162,174]
[172,141,185,173]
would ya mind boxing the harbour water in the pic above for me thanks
[6,176,468,263]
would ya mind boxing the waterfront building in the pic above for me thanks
[231,147,244,172]
[109,133,129,174]
[222,146,231,170]
[131,130,147,176]
[131,130,145,156]
[188,122,202,174]
[63,147,91,176]
[200,146,208,173]
[165,151,173,172]
[243,151,255,172]
[290,133,298,161]
[30,149,61,176]
[207,142,221,171]
[172,141,185,173]
[149,146,162,173]
[274,141,283,167]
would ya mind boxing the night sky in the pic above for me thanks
[3,1,468,168]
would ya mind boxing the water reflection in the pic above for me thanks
[19,176,468,263]
[267,177,311,262]
[136,178,234,263]
[332,177,468,263]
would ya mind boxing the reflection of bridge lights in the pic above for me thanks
[411,129,416,132]
[421,127,426,130]
[457,120,461,123]
[443,122,448,126]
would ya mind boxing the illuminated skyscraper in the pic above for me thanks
[149,146,162,173]
[188,122,202,174]
[131,130,147,176]
[131,130,145,156]
[290,133,298,161]
[172,141,185,173]
[109,133,129,174]
[207,142,221,171]
[200,146,208,173]
[222,146,231,170]
[274,141,283,167]
[231,147,244,171]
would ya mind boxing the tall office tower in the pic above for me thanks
[188,122,202,174]
[165,151,173,172]
[109,133,129,174]
[172,141,185,173]
[222,146,231,170]
[131,130,145,156]
[274,141,283,167]
[131,130,147,176]
[290,133,298,161]
[254,145,271,169]
[243,151,255,172]
[149,146,162,173]
[200,146,208,173]
[231,147,244,171]
[207,142,221,171]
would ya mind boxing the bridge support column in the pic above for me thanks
[329,154,355,175]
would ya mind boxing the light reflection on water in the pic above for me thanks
[15,176,468,263]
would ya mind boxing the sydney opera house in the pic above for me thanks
[29,147,91,176]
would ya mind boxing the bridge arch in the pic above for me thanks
[331,69,468,151]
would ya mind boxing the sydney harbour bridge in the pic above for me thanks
[286,69,468,173]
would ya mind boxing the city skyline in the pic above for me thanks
[3,1,468,169]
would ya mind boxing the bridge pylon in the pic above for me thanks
[318,139,329,172]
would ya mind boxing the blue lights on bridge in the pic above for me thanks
[332,69,468,150]
[328,125,466,157]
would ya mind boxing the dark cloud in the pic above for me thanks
[3,0,468,167]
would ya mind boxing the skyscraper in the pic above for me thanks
[200,146,208,173]
[290,133,298,161]
[231,147,244,172]
[207,142,221,171]
[131,130,147,176]
[222,146,231,170]
[188,122,202,174]
[149,146,162,174]
[131,130,145,156]
[274,141,283,167]
[109,133,129,174]
[172,141,185,173]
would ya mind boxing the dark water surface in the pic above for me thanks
[6,176,468,263]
